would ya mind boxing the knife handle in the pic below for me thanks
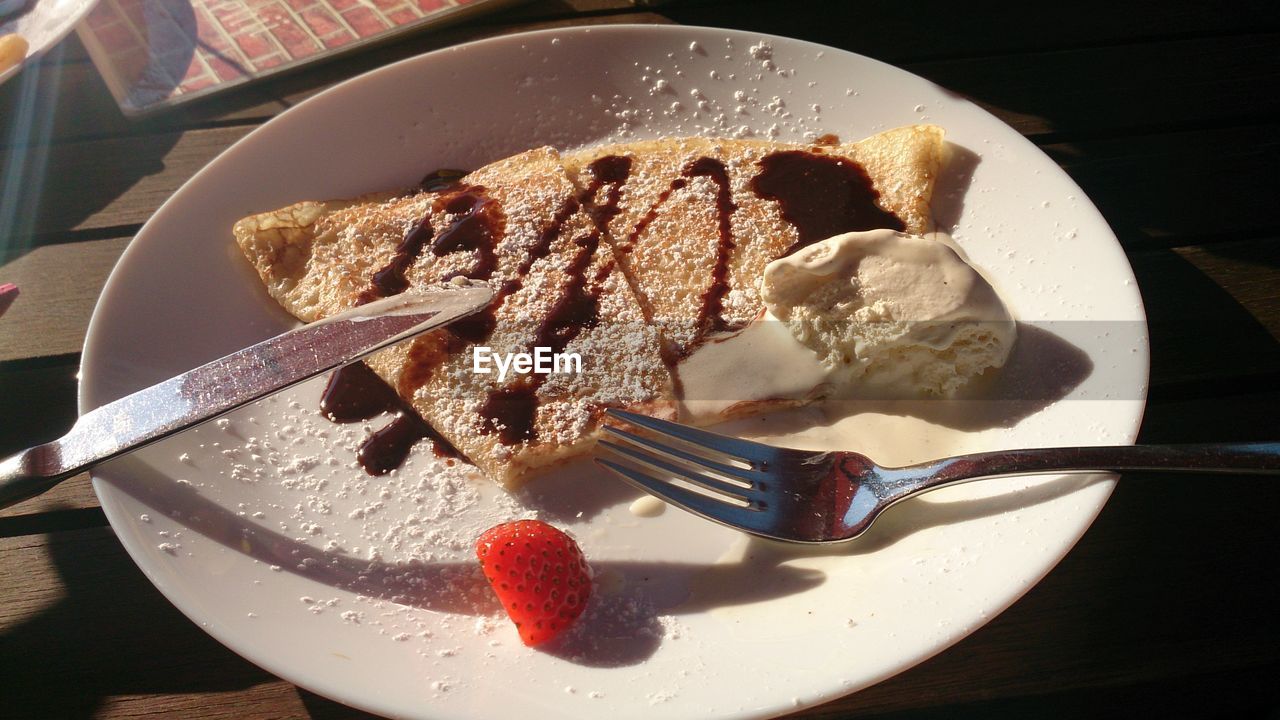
[0,444,72,510]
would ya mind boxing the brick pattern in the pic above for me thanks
[80,0,476,111]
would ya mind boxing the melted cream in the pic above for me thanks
[628,495,668,518]
[678,312,829,424]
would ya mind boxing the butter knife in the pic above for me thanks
[0,283,492,509]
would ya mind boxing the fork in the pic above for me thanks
[594,409,1280,543]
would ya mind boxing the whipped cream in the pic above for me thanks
[679,230,1015,422]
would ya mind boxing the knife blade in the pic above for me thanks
[0,282,492,509]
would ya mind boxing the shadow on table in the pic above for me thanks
[0,55,181,257]
[1130,247,1280,399]
[0,515,278,719]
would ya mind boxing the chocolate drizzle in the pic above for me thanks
[356,216,434,304]
[357,186,503,306]
[683,157,738,336]
[584,155,632,228]
[419,168,467,192]
[320,362,460,475]
[431,192,499,276]
[327,175,509,475]
[624,177,683,252]
[750,150,905,256]
[621,156,741,342]
[474,155,631,445]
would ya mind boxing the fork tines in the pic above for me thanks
[595,409,771,515]
[601,408,776,465]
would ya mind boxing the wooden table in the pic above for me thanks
[3,1,1278,717]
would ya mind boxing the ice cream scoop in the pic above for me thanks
[677,230,1016,423]
[761,229,1016,396]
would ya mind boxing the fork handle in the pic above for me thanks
[897,442,1280,490]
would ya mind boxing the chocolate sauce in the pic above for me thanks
[750,150,905,256]
[478,231,607,445]
[539,234,605,348]
[358,414,437,475]
[322,180,510,473]
[624,177,685,251]
[347,157,637,454]
[320,363,460,475]
[396,330,465,399]
[472,159,634,445]
[618,155,741,340]
[356,216,434,304]
[419,168,468,192]
[321,361,403,422]
[478,384,539,445]
[432,190,501,282]
[683,157,738,335]
[357,187,502,306]
[584,155,633,228]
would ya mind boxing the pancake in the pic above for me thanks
[234,126,945,484]
[235,147,677,486]
[564,126,945,358]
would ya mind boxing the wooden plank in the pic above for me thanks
[499,0,644,20]
[1131,239,1280,388]
[3,439,1277,719]
[0,355,80,457]
[0,237,130,361]
[7,22,1279,150]
[1173,241,1280,335]
[659,0,1280,62]
[0,11,673,149]
[99,684,316,720]
[0,527,306,719]
[809,665,1280,719]
[905,33,1280,141]
[0,472,100,523]
[1043,124,1280,246]
[6,125,253,235]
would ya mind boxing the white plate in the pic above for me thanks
[0,0,96,85]
[81,25,1149,720]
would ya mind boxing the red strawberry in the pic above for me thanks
[475,520,593,646]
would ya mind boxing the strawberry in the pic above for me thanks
[475,520,593,647]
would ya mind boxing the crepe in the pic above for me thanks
[234,126,945,485]
[235,147,677,486]
[564,126,945,357]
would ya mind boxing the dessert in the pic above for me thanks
[234,126,949,485]
[762,230,1015,396]
[475,520,593,647]
[564,126,944,357]
[235,147,678,486]
[678,230,1016,421]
